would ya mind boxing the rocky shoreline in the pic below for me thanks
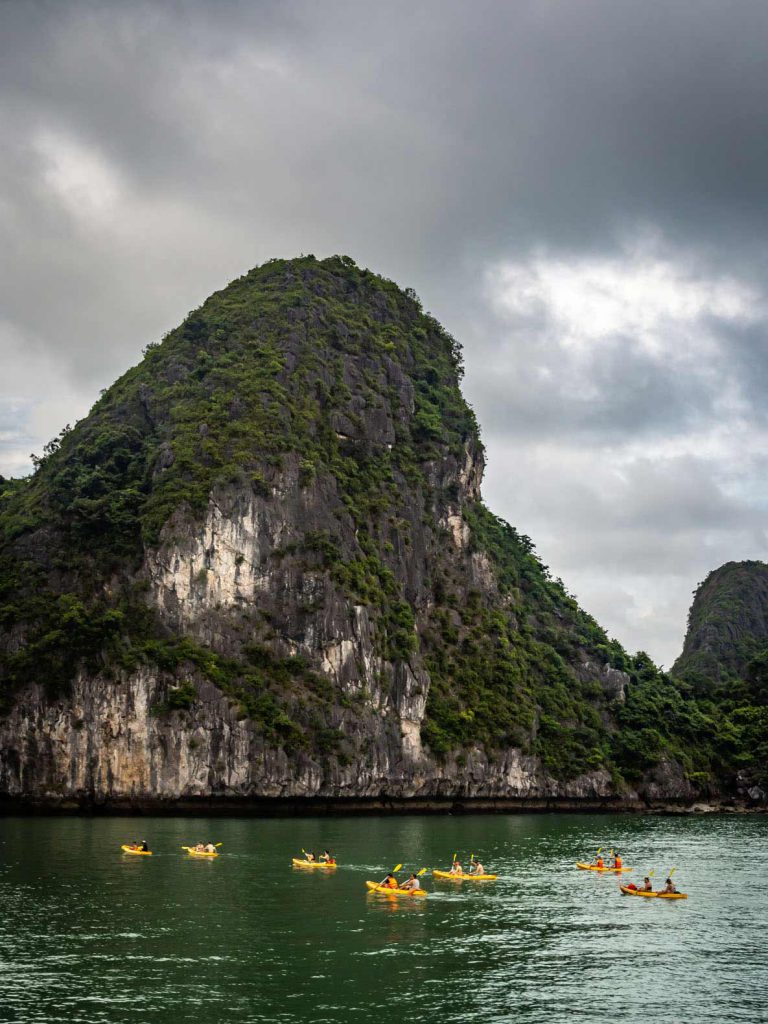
[1,794,764,816]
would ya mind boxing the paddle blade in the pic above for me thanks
[669,867,677,876]
[417,867,428,876]
[215,843,223,848]
[393,864,403,873]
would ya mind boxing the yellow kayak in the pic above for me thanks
[366,881,426,897]
[292,858,337,869]
[620,885,687,899]
[433,869,497,881]
[576,862,631,873]
[121,845,152,856]
[183,847,219,858]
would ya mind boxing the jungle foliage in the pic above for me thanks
[0,256,761,789]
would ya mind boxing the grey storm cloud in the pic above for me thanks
[2,0,768,664]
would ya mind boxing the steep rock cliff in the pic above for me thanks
[673,561,768,684]
[671,561,768,801]
[0,256,707,807]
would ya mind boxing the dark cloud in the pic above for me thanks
[2,0,768,661]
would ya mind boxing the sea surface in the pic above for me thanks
[0,813,765,1024]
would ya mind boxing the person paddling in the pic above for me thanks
[305,851,316,862]
[639,876,653,892]
[470,859,485,875]
[449,860,463,875]
[401,872,420,891]
[382,873,399,889]
[320,850,335,864]
[139,840,149,852]
[204,842,216,853]
[612,852,622,869]
[661,877,678,894]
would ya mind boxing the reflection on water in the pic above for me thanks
[0,813,766,1023]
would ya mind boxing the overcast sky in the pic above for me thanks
[2,0,768,666]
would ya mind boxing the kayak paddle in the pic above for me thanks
[375,863,403,888]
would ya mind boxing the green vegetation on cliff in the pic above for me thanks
[2,255,474,554]
[0,256,760,795]
[666,562,768,788]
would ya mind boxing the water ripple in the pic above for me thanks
[0,813,766,1023]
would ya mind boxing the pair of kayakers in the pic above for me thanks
[192,842,217,854]
[449,858,485,875]
[127,840,149,852]
[302,850,336,864]
[591,851,622,869]
[626,876,678,894]
[382,872,421,891]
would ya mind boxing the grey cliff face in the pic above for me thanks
[0,460,669,808]
[673,560,768,682]
[0,669,628,805]
[0,258,704,811]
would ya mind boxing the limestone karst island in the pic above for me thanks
[1,256,765,812]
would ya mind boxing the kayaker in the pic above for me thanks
[639,876,653,892]
[592,855,604,869]
[139,840,149,852]
[470,860,485,875]
[661,877,678,894]
[383,873,399,889]
[319,850,334,864]
[401,873,420,891]
[194,843,205,853]
[204,842,216,853]
[305,852,316,862]
[612,852,622,869]
[449,860,463,875]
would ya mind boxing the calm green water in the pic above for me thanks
[0,814,765,1024]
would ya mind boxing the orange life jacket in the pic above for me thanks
[596,858,604,868]
[614,857,622,868]
[386,877,398,888]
